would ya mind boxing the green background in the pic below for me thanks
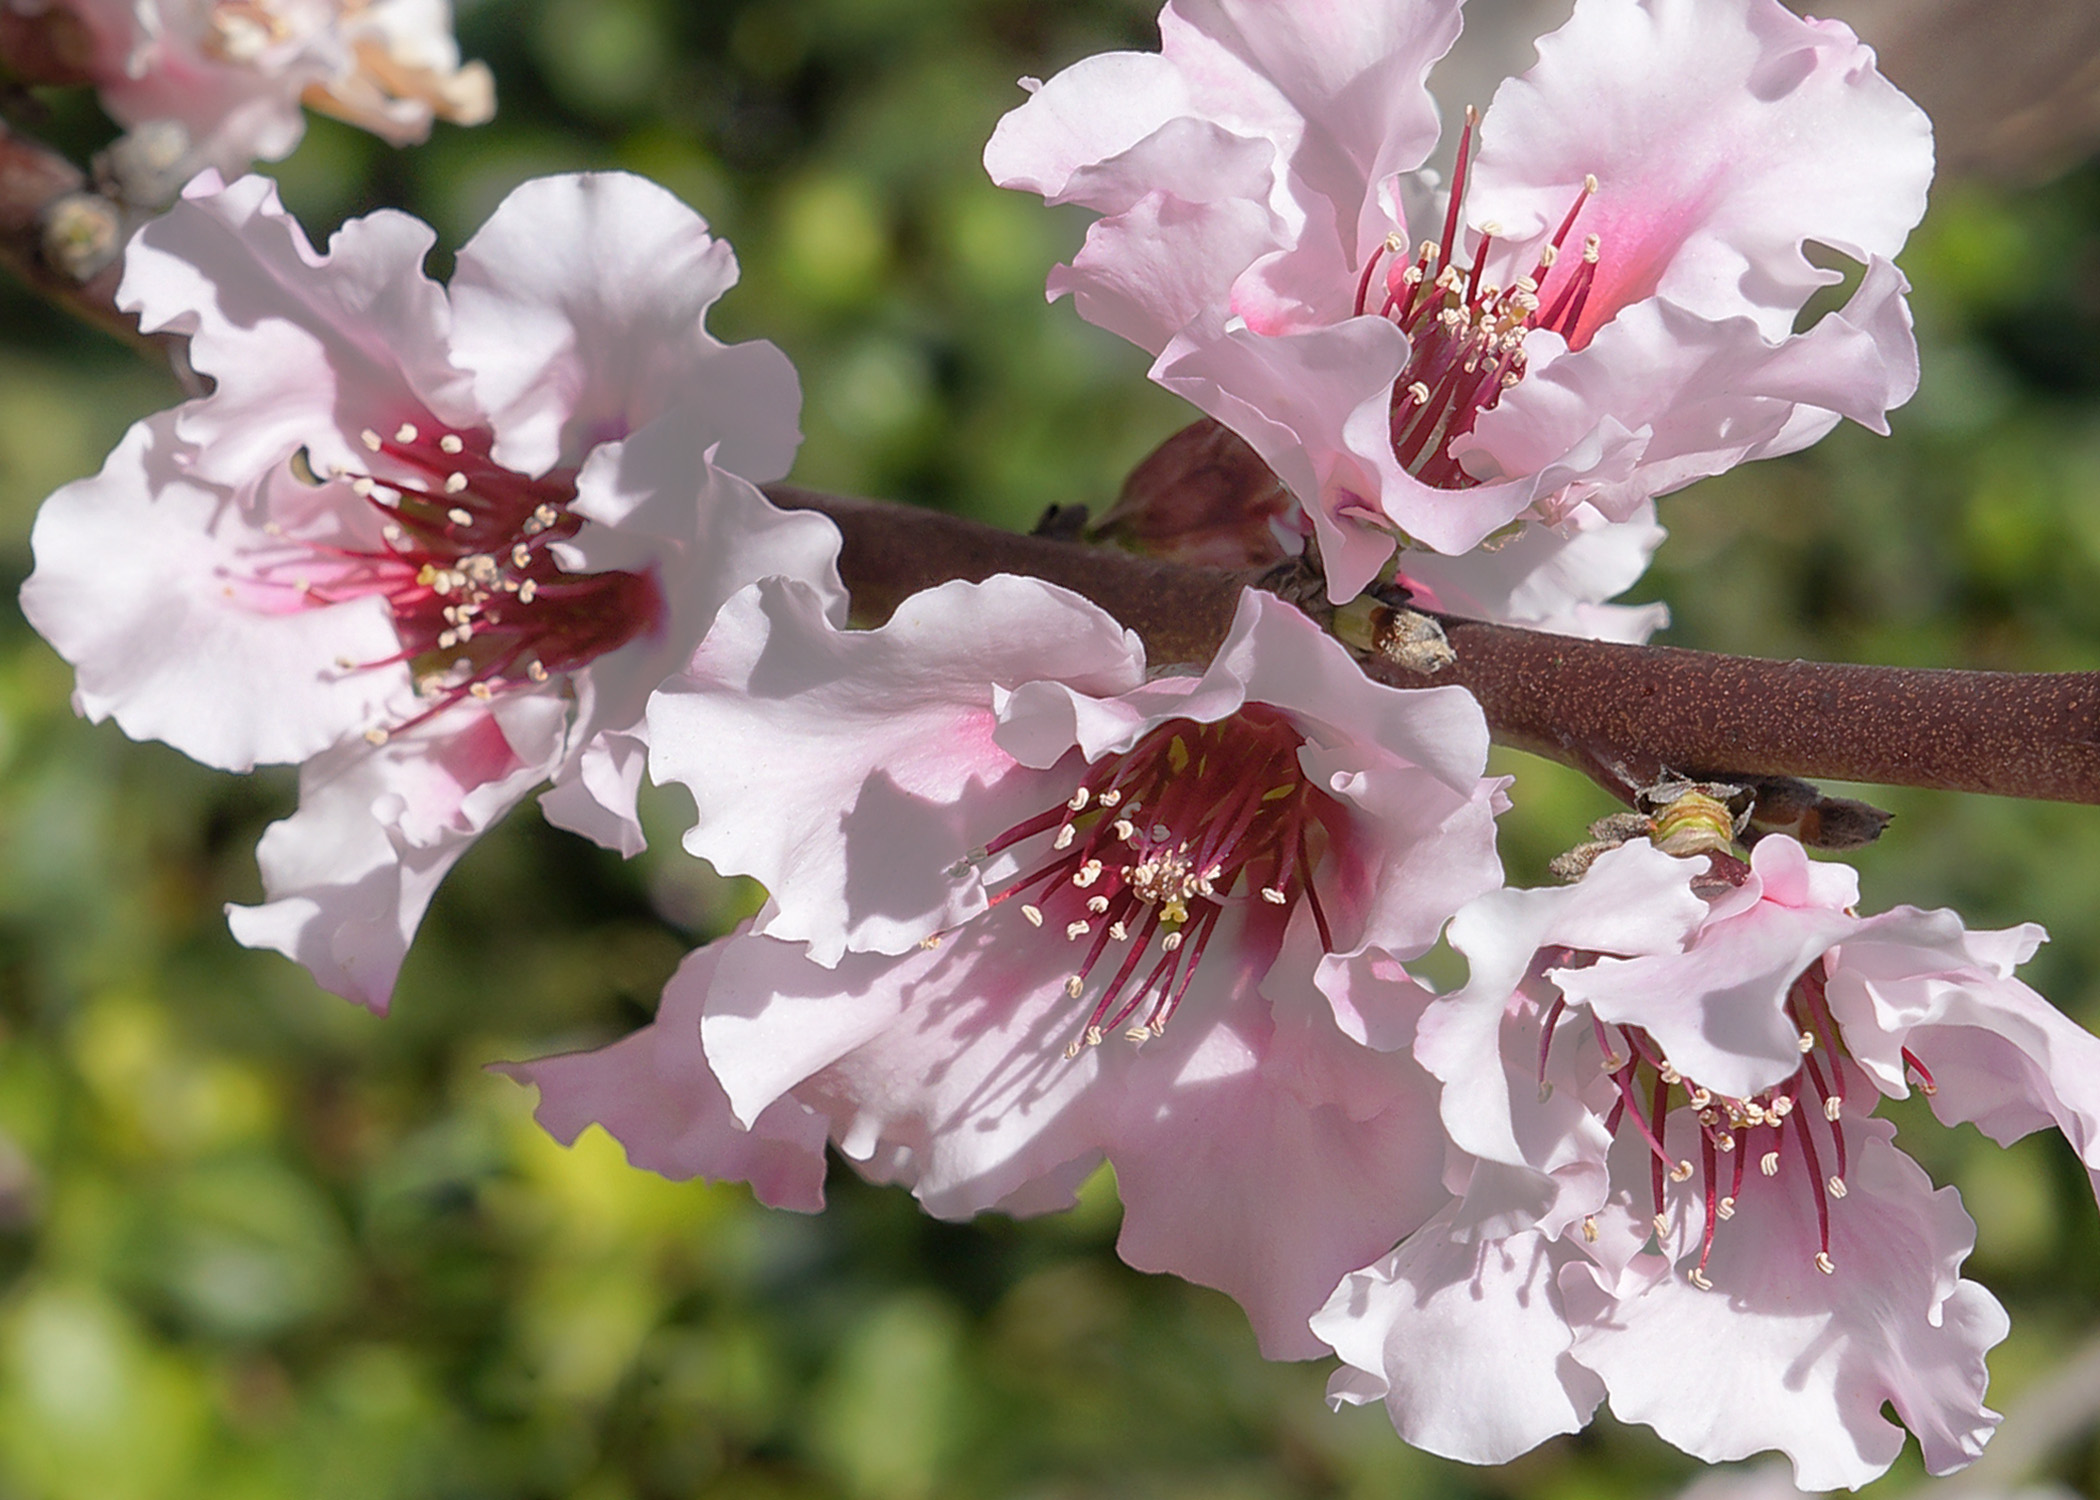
[1,0,2098,1495]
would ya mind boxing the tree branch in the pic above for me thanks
[770,484,2100,809]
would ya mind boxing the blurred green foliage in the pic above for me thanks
[2,0,2100,1495]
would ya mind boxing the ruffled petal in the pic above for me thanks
[1467,0,1933,343]
[495,939,831,1212]
[21,414,411,770]
[224,693,566,1011]
[449,172,803,482]
[1109,928,1450,1358]
[120,173,474,489]
[1314,1208,1604,1462]
[1395,502,1669,641]
[1565,1127,2005,1490]
[648,575,1144,966]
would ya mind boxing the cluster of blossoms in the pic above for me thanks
[1,0,491,193]
[15,0,2100,1491]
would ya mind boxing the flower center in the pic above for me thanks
[1546,959,1935,1288]
[1355,107,1603,490]
[285,419,662,741]
[978,706,1341,1057]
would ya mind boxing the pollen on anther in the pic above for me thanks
[1021,904,1044,927]
[1086,896,1109,915]
[1650,1213,1669,1241]
[518,580,538,604]
[1760,1151,1781,1177]
[447,506,474,527]
[1123,1024,1150,1044]
[438,433,464,454]
[1260,887,1288,905]
[1583,172,1599,194]
[1798,1031,1816,1053]
[1065,976,1084,999]
[444,472,469,495]
[1668,1159,1693,1183]
[360,429,383,451]
[1716,1196,1736,1221]
[1108,921,1128,941]
[1815,1252,1836,1275]
[1824,1096,1843,1122]
[1688,1267,1712,1291]
[1066,920,1090,941]
[468,682,493,701]
[527,661,549,683]
[1053,825,1076,851]
[1161,930,1184,952]
[1098,789,1122,808]
[1581,1216,1598,1243]
[394,423,418,444]
[1828,1175,1848,1199]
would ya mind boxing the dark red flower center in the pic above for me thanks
[979,706,1343,1057]
[1357,107,1603,490]
[286,418,663,741]
[1544,958,1936,1286]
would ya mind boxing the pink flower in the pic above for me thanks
[1319,837,2100,1488]
[512,578,1505,1357]
[986,0,1932,601]
[20,170,843,1009]
[5,0,493,186]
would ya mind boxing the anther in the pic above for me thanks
[1760,1152,1781,1177]
[447,507,474,528]
[1824,1096,1843,1122]
[438,433,464,454]
[518,580,538,604]
[1066,920,1090,941]
[394,423,418,443]
[1581,1216,1598,1244]
[1098,789,1122,808]
[1261,887,1289,905]
[1053,825,1076,851]
[1021,904,1043,927]
[527,661,549,683]
[1798,1031,1816,1053]
[360,429,383,451]
[1086,896,1109,915]
[1161,931,1184,952]
[1688,1267,1712,1291]
[1123,1024,1149,1044]
[1065,976,1084,999]
[1668,1159,1694,1183]
[1815,1252,1836,1275]
[1828,1176,1848,1199]
[1715,1196,1736,1221]
[444,472,469,495]
[1651,1213,1670,1241]
[1067,788,1090,812]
